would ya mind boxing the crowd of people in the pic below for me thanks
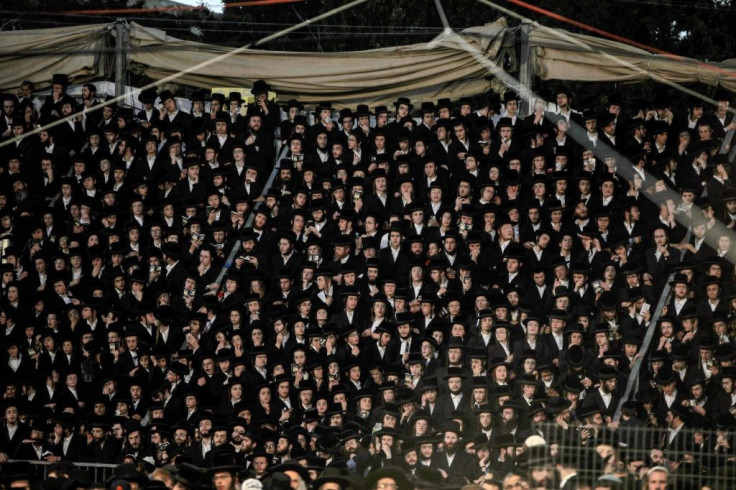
[0,73,736,490]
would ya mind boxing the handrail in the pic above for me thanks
[613,226,693,421]
[212,140,284,286]
[6,459,118,468]
[4,459,119,482]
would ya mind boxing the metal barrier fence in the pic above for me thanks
[7,423,736,488]
[5,459,118,482]
[525,422,736,489]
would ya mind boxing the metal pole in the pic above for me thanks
[518,21,533,115]
[114,19,127,101]
[212,140,283,286]
[612,226,692,421]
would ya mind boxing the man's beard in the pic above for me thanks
[15,189,28,202]
[500,419,516,434]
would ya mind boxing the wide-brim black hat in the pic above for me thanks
[363,467,413,490]
[251,79,271,95]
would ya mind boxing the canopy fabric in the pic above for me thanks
[124,20,512,108]
[2,18,736,104]
[0,23,109,92]
[527,24,736,92]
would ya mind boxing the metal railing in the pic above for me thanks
[613,226,693,422]
[7,423,736,488]
[211,139,283,287]
[4,459,118,481]
[516,423,736,489]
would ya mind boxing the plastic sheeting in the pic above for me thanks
[0,23,110,92]
[123,20,512,108]
[2,18,735,106]
[527,24,736,91]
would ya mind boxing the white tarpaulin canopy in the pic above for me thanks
[1,18,735,107]
[527,24,736,91]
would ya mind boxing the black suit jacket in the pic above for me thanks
[164,260,188,293]
[13,442,47,461]
[128,156,168,185]
[0,423,29,455]
[586,388,620,420]
[51,432,86,461]
[361,194,394,226]
[431,450,479,482]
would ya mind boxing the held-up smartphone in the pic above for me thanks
[640,303,651,314]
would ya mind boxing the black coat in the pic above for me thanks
[430,449,479,483]
[0,422,29,455]
[50,432,86,461]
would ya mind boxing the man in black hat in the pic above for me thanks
[448,118,478,176]
[245,80,280,132]
[662,404,690,456]
[48,413,85,461]
[438,367,471,422]
[84,419,120,463]
[704,89,736,141]
[0,94,17,141]
[12,419,50,461]
[428,118,452,168]
[158,90,193,140]
[0,461,41,490]
[205,111,237,161]
[161,240,188,293]
[361,169,394,226]
[0,398,28,460]
[54,96,87,153]
[431,421,479,483]
[585,365,621,421]
[136,88,160,129]
[553,87,582,126]
[224,92,247,138]
[39,73,70,122]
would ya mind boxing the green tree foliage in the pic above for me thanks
[3,0,735,62]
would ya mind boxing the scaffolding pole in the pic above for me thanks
[114,19,127,99]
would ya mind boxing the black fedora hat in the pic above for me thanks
[544,397,572,415]
[311,467,354,490]
[251,79,272,95]
[393,97,413,110]
[363,466,413,490]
